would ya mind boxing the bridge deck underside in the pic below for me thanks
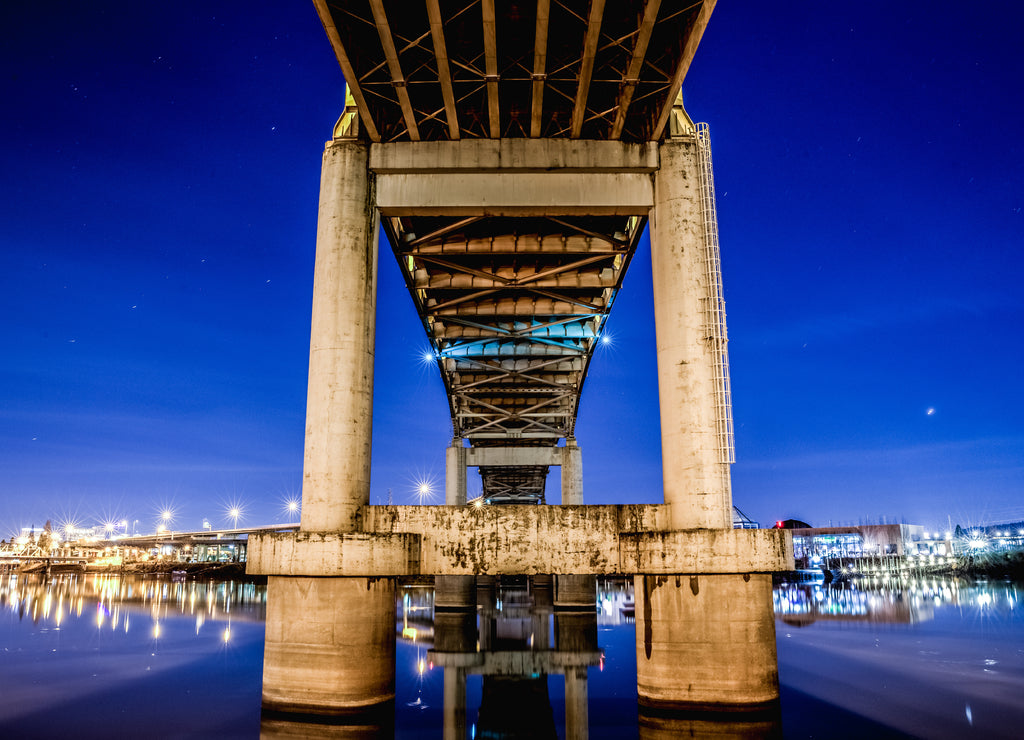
[383,213,645,502]
[315,0,713,143]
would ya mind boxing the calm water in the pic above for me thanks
[1,573,1022,738]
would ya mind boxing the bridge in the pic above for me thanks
[247,0,794,723]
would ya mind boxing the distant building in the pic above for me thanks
[786,523,949,563]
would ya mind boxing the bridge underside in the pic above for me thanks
[315,0,713,144]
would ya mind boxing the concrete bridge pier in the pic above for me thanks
[262,576,396,717]
[260,137,396,719]
[638,135,780,710]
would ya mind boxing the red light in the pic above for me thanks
[775,520,784,529]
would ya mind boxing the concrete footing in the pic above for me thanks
[634,573,779,709]
[262,576,396,716]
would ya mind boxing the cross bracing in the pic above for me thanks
[383,214,646,448]
[313,0,715,143]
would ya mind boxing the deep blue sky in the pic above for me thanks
[2,2,1022,536]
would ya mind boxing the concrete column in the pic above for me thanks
[301,140,379,533]
[650,139,731,530]
[564,666,589,740]
[560,440,583,505]
[262,576,396,716]
[634,574,779,709]
[445,439,467,505]
[442,668,467,740]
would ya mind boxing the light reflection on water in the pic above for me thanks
[1,573,1023,738]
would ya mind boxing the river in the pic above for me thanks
[0,573,1021,738]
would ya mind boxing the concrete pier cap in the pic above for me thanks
[247,505,792,577]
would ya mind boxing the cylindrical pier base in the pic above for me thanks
[635,573,778,709]
[262,576,396,716]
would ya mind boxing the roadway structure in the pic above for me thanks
[247,0,794,722]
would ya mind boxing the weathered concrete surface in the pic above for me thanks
[375,171,653,217]
[465,446,562,467]
[262,576,395,715]
[365,504,662,575]
[635,573,779,709]
[620,529,793,574]
[248,532,420,577]
[300,140,378,533]
[369,139,660,174]
[248,506,793,576]
[650,138,732,530]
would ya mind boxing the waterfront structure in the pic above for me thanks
[247,0,793,719]
[787,523,955,564]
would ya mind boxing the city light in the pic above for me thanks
[282,496,301,520]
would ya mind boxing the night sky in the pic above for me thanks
[3,2,1022,537]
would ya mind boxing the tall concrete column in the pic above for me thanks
[262,576,396,716]
[301,139,379,533]
[650,138,731,530]
[445,439,467,505]
[560,439,583,505]
[634,573,779,709]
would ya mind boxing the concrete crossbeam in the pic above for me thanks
[247,505,792,577]
[247,531,420,577]
[375,172,653,217]
[466,446,562,467]
[619,529,793,574]
[369,139,659,174]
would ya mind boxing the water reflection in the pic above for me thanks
[774,577,1020,626]
[2,573,1019,737]
[0,572,266,636]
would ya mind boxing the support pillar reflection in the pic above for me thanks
[635,573,778,709]
[564,666,589,740]
[553,574,596,610]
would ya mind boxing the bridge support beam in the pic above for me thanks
[300,139,379,534]
[651,138,731,531]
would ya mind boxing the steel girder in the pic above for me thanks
[313,0,714,143]
[383,214,645,452]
